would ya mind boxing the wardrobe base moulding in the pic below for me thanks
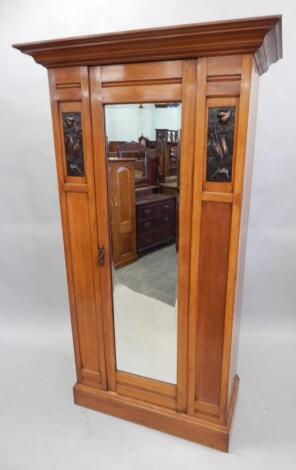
[73,375,240,452]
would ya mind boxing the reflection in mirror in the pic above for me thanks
[105,103,181,384]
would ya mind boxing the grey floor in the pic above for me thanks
[114,244,177,306]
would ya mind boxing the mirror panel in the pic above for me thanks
[105,103,181,384]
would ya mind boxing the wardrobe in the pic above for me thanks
[13,16,282,451]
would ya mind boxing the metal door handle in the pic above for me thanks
[98,246,105,266]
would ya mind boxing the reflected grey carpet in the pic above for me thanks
[114,244,177,306]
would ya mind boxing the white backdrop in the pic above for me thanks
[0,1,296,469]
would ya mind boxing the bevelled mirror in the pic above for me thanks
[104,103,181,384]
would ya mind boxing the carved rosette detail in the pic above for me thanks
[62,112,85,177]
[206,107,235,183]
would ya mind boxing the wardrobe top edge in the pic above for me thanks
[12,15,282,75]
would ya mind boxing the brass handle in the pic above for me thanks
[163,216,169,223]
[144,221,152,229]
[144,208,152,215]
[163,204,170,210]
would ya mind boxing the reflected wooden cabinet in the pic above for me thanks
[14,16,282,451]
[108,159,137,269]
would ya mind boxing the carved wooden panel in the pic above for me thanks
[62,111,85,177]
[206,107,235,183]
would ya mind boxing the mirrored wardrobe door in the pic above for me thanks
[89,60,197,411]
[105,102,181,385]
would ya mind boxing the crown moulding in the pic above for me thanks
[13,15,282,75]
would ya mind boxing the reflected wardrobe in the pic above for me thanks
[13,16,282,451]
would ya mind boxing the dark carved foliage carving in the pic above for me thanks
[62,112,85,177]
[206,107,235,183]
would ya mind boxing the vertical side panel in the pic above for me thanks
[187,58,207,415]
[66,192,102,385]
[195,202,232,405]
[48,66,107,390]
[89,66,117,391]
[176,59,197,411]
[188,54,255,423]
[219,56,254,420]
[228,60,259,404]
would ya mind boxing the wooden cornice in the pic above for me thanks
[13,15,282,75]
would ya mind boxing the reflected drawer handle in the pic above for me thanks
[144,221,152,229]
[144,209,152,215]
[163,204,170,210]
[163,216,169,223]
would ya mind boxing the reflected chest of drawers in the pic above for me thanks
[136,194,176,254]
